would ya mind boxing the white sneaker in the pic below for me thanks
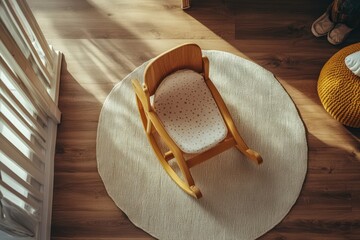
[311,13,335,37]
[345,51,360,76]
[327,23,354,45]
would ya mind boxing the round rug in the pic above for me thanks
[97,50,308,240]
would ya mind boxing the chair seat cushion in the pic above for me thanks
[153,69,228,154]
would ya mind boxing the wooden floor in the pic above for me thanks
[28,0,360,239]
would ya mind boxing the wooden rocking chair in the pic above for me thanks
[132,43,263,199]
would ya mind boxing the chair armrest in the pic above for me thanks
[132,79,183,156]
[147,111,184,156]
[205,79,250,151]
[202,56,210,81]
[131,79,151,112]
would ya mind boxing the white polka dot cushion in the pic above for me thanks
[153,69,228,154]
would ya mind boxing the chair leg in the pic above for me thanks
[233,131,263,164]
[205,78,263,165]
[226,120,262,164]
[147,132,202,199]
[135,96,202,198]
[235,145,263,164]
[181,0,190,9]
[171,150,202,197]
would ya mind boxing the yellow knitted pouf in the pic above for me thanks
[318,43,360,128]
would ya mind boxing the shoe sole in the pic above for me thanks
[327,25,353,45]
[311,13,334,37]
[327,33,348,45]
[311,23,328,37]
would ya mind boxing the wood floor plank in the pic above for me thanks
[52,173,116,210]
[51,210,153,239]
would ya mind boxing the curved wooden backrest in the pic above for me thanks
[144,43,203,95]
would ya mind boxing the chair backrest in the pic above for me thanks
[144,43,203,95]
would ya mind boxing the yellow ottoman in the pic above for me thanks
[318,43,360,128]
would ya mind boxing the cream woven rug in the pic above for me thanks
[97,50,308,240]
